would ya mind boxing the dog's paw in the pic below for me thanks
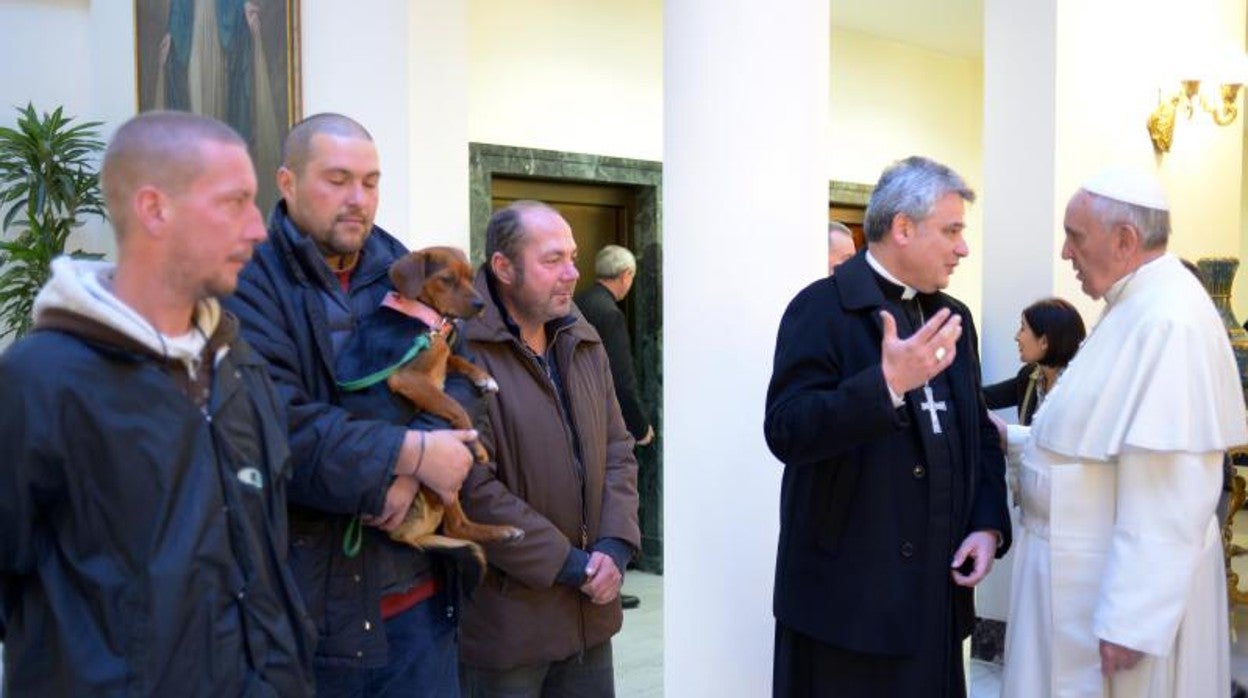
[471,443,490,463]
[476,377,499,394]
[502,527,525,542]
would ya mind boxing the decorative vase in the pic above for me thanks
[1196,257,1248,407]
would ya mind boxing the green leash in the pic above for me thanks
[343,516,364,558]
[336,334,432,392]
[337,332,433,558]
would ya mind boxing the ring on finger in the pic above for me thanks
[934,346,947,362]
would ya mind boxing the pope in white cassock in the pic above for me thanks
[1001,166,1248,697]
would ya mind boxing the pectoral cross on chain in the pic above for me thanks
[919,384,946,435]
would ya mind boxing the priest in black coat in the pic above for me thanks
[764,156,1011,698]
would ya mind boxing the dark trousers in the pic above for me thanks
[314,592,459,698]
[459,640,615,698]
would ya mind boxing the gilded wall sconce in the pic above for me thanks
[1147,79,1244,153]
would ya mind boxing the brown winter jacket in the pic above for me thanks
[458,268,641,669]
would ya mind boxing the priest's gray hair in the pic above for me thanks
[1083,191,1171,250]
[863,156,976,243]
[594,245,636,279]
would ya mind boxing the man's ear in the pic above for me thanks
[132,186,169,237]
[276,166,295,203]
[491,251,515,285]
[889,213,914,245]
[1113,222,1141,257]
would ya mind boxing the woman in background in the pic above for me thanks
[984,297,1086,426]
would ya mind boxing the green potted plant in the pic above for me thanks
[0,103,107,342]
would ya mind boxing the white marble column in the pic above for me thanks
[663,1,829,694]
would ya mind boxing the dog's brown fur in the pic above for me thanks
[384,246,524,557]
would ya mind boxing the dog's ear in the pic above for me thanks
[390,252,428,300]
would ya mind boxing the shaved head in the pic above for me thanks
[281,113,373,176]
[102,111,245,238]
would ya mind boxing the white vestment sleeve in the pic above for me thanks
[1092,448,1222,656]
[1004,423,1030,506]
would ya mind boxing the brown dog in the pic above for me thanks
[383,246,523,555]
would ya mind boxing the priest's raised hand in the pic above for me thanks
[879,306,962,396]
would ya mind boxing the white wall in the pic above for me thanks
[0,0,92,118]
[830,27,986,318]
[407,1,470,249]
[467,0,663,161]
[1051,0,1245,324]
[978,0,1061,623]
[302,1,471,251]
[0,0,134,259]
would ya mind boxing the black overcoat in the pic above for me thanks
[764,252,1011,657]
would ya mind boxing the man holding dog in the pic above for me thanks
[224,113,477,696]
[457,200,641,696]
[0,112,315,695]
[765,156,1011,697]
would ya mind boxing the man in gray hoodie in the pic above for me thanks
[0,111,315,696]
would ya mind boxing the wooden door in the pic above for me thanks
[829,203,866,250]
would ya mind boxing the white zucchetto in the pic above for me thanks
[1080,165,1170,212]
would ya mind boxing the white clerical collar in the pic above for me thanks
[865,250,918,300]
[1102,254,1168,307]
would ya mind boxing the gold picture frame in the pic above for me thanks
[134,0,302,208]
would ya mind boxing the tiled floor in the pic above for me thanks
[613,572,1011,697]
[615,571,664,697]
[8,565,1246,696]
[612,571,1008,697]
[614,558,1248,698]
[0,576,667,696]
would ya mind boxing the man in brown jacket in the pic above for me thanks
[458,200,641,697]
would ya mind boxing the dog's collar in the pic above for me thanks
[381,292,452,335]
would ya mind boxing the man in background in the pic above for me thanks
[575,244,652,610]
[828,220,857,274]
[575,244,654,448]
[0,111,314,695]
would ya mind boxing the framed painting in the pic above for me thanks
[135,0,301,208]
